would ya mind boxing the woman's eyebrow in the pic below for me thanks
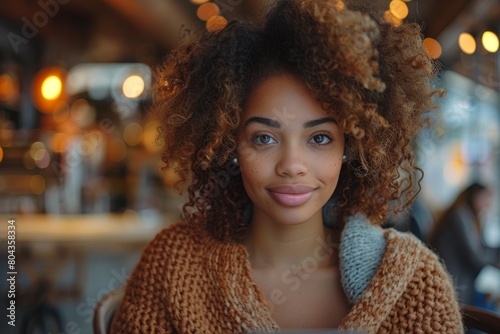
[243,116,337,129]
[304,117,337,128]
[243,117,281,128]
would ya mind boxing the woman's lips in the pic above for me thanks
[267,185,316,207]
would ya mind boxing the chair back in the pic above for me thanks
[462,304,500,334]
[93,287,125,334]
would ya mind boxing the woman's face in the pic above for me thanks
[473,189,493,217]
[237,73,345,227]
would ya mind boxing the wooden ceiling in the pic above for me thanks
[378,0,500,93]
[1,0,499,90]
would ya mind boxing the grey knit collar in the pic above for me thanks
[339,214,387,304]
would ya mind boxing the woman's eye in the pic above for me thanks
[252,134,276,145]
[310,134,332,145]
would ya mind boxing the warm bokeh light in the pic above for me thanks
[30,175,46,195]
[0,146,3,163]
[30,141,45,159]
[123,122,144,146]
[389,0,408,20]
[34,149,50,168]
[33,148,48,162]
[143,121,162,153]
[29,141,51,168]
[41,75,62,100]
[423,37,442,59]
[482,31,499,53]
[444,143,467,185]
[32,67,67,114]
[190,0,209,4]
[458,32,476,54]
[122,75,145,99]
[383,10,402,27]
[206,15,228,32]
[0,73,18,104]
[197,2,219,21]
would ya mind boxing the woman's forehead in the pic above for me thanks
[242,73,332,123]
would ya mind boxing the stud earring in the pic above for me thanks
[232,157,239,165]
[342,154,347,163]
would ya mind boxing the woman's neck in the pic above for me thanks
[242,210,337,271]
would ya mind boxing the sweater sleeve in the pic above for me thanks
[339,229,464,334]
[379,243,464,333]
[110,228,174,334]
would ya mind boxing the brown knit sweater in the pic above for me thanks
[111,218,464,333]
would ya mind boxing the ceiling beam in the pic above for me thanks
[102,0,200,49]
[437,0,500,63]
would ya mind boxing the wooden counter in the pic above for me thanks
[0,212,174,250]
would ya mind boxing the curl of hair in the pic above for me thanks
[152,0,441,241]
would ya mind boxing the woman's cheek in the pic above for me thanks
[238,143,258,165]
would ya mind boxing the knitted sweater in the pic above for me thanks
[111,216,464,333]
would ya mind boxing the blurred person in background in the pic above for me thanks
[430,182,500,306]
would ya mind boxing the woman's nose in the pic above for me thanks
[275,143,308,177]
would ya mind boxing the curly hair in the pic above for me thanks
[152,0,441,242]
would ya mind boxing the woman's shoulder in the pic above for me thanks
[379,221,448,281]
[125,221,214,285]
[339,215,446,303]
[340,216,463,332]
[383,225,439,271]
[141,220,212,258]
[384,228,463,307]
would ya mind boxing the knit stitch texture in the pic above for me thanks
[111,219,464,333]
[339,214,386,304]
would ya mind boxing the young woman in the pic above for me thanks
[111,0,464,332]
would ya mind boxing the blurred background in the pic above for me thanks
[0,0,499,333]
